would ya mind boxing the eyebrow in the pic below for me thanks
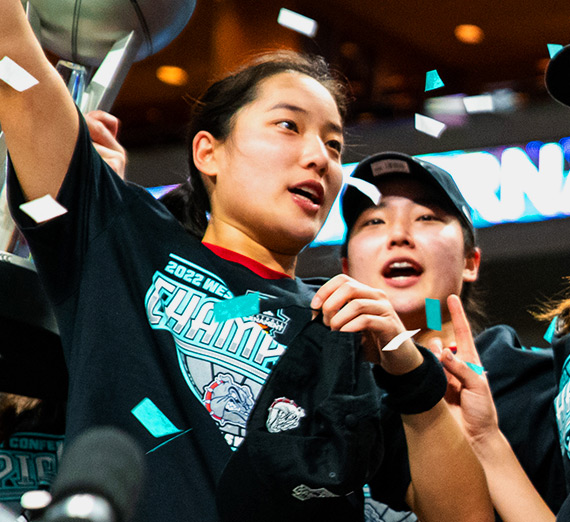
[370,196,445,211]
[269,102,343,135]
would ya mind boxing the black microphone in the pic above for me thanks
[39,427,145,522]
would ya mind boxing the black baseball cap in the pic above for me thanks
[341,151,474,240]
[545,44,570,107]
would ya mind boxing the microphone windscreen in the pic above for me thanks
[51,426,145,522]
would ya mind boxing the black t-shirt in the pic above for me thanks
[8,115,321,522]
[368,324,567,517]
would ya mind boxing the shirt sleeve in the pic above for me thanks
[7,109,133,305]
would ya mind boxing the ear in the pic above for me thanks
[462,247,481,283]
[192,130,220,180]
[341,257,349,275]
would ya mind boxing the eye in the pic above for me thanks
[276,120,298,132]
[417,213,439,222]
[363,217,385,227]
[326,139,343,154]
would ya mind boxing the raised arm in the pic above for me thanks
[0,0,79,201]
[430,295,555,522]
[311,275,494,522]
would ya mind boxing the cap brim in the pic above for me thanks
[546,45,570,107]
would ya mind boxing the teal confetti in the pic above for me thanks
[466,361,485,375]
[425,69,444,92]
[544,316,557,344]
[214,292,260,322]
[131,398,182,438]
[425,298,442,331]
[548,44,564,59]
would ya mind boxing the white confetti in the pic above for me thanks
[344,176,381,205]
[0,56,39,92]
[277,8,318,37]
[414,113,447,138]
[382,329,421,352]
[463,94,495,114]
[19,194,67,223]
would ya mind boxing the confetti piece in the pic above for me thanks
[214,292,260,322]
[382,329,421,351]
[19,194,67,223]
[277,8,318,37]
[0,56,39,92]
[414,113,447,138]
[544,317,557,344]
[425,298,442,331]
[465,361,485,375]
[344,176,381,205]
[131,398,182,438]
[463,94,494,113]
[425,69,444,92]
[548,44,564,59]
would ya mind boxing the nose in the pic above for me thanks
[387,220,414,248]
[302,134,330,175]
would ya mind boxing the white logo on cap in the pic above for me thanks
[462,204,472,223]
[266,397,305,433]
[371,159,411,177]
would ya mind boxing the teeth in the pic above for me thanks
[390,261,413,269]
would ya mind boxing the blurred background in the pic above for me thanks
[53,0,570,345]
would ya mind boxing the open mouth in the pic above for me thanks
[382,260,423,279]
[289,182,324,206]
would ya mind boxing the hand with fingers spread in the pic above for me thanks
[427,294,499,443]
[311,273,423,374]
[431,295,555,522]
[85,110,127,179]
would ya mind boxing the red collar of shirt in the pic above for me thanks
[202,242,292,280]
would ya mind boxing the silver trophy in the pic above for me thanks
[0,0,196,392]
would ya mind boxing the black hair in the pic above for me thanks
[160,50,348,238]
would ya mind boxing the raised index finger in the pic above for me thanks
[447,294,482,366]
[310,273,352,310]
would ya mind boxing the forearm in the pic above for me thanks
[403,400,494,522]
[470,430,555,522]
[0,0,78,201]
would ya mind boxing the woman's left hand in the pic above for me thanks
[427,295,499,443]
[311,274,423,374]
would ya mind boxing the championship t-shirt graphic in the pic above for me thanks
[145,253,291,448]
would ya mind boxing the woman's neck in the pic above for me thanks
[202,222,299,277]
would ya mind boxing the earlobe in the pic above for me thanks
[193,130,219,178]
[463,247,481,283]
[341,257,349,275]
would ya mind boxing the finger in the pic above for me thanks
[325,291,391,330]
[441,348,487,389]
[311,274,352,310]
[86,118,120,151]
[86,110,120,137]
[313,276,386,328]
[92,144,126,178]
[447,294,482,366]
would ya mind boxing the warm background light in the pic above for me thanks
[156,65,189,87]
[454,24,484,44]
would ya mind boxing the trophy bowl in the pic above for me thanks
[27,0,197,66]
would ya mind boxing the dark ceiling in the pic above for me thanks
[101,0,570,147]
